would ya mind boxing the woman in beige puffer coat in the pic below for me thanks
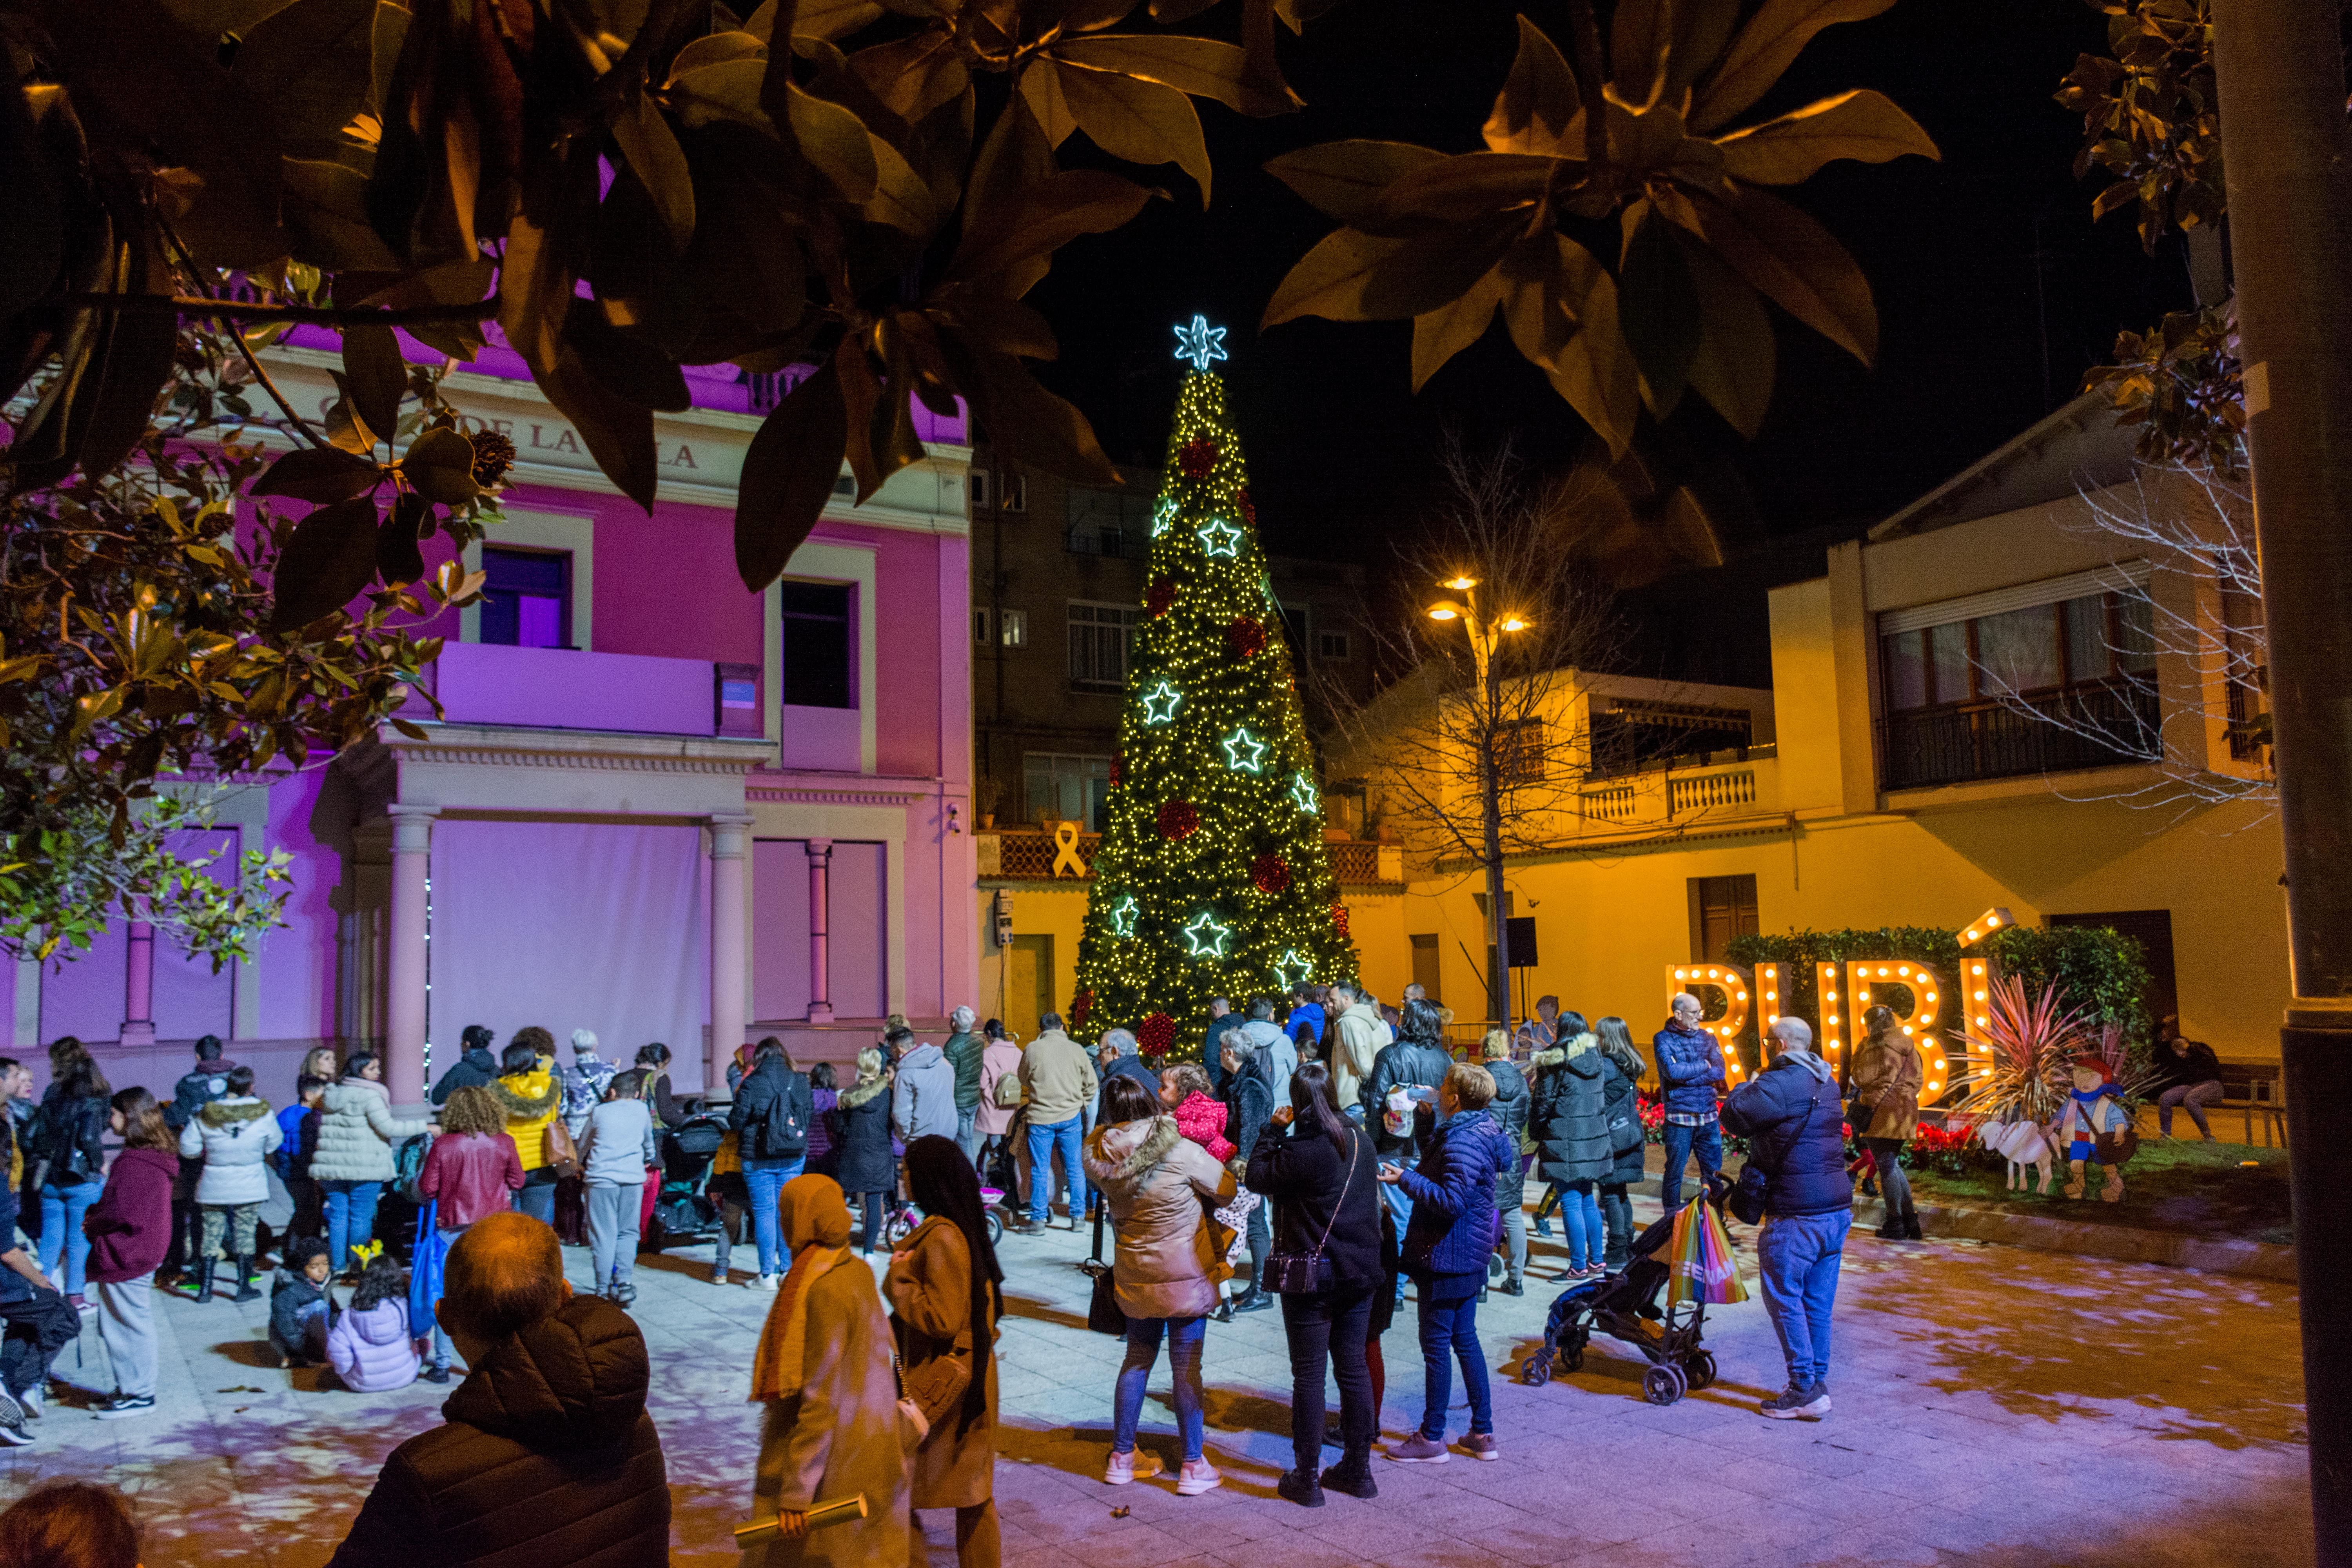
[1081,1076,1235,1494]
[309,1052,431,1272]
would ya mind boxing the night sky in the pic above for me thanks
[1021,0,2196,568]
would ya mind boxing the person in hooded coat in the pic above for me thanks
[1592,1017,1650,1271]
[1477,1032,1531,1297]
[888,1138,1003,1568]
[890,1031,959,1145]
[327,1213,670,1566]
[834,1049,897,1256]
[430,1025,500,1105]
[1528,1013,1610,1277]
[743,1175,913,1568]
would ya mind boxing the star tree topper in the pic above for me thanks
[1174,314,1229,372]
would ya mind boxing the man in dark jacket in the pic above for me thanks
[1202,998,1238,1095]
[1094,1029,1161,1124]
[1723,1016,1852,1422]
[431,1025,501,1106]
[330,1212,669,1565]
[942,1006,985,1161]
[1652,993,1726,1216]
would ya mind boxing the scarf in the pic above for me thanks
[748,1175,857,1403]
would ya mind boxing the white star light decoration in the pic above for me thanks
[1222,726,1268,772]
[1173,314,1229,372]
[1198,516,1243,558]
[1141,682,1183,725]
[1276,948,1315,987]
[1290,771,1318,813]
[1152,496,1177,536]
[1182,911,1232,959]
[1108,895,1139,938]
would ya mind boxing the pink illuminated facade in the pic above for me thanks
[6,340,979,1102]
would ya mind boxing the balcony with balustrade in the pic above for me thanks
[977,828,1403,889]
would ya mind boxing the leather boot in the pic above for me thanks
[230,1256,262,1303]
[1875,1211,1906,1240]
[185,1259,216,1301]
[1902,1208,1924,1241]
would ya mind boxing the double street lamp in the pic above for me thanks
[1426,576,1528,1034]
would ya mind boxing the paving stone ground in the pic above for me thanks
[0,1184,2312,1568]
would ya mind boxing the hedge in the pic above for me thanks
[1724,923,2154,1062]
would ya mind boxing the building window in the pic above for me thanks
[1689,874,1759,962]
[1588,700,1753,778]
[1318,630,1351,661]
[1497,719,1546,785]
[480,547,571,648]
[1878,590,2160,788]
[1025,753,1112,830]
[780,580,855,709]
[973,608,993,644]
[1409,933,1441,1005]
[999,472,1027,512]
[1068,601,1140,692]
[999,609,1027,648]
[1278,602,1308,654]
[970,470,992,512]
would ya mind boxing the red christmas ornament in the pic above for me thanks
[1138,1012,1177,1058]
[1236,486,1256,525]
[1178,437,1219,479]
[1251,854,1292,894]
[1146,576,1177,617]
[1157,800,1200,840]
[1110,753,1123,786]
[1331,904,1351,937]
[1226,615,1267,657]
[1071,989,1094,1029]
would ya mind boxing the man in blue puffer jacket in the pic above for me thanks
[1723,1016,1853,1421]
[1382,1062,1515,1465]
[1652,993,1726,1215]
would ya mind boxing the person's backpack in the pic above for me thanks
[993,1067,1024,1111]
[754,1074,806,1160]
[392,1133,433,1203]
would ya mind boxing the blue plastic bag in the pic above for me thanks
[409,1198,447,1338]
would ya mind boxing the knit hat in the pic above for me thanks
[571,1028,599,1054]
[2072,1057,2114,1085]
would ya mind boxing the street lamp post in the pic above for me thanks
[1429,579,1528,1036]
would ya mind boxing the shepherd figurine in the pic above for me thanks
[2053,1059,2137,1202]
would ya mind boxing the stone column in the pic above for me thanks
[385,805,439,1093]
[806,838,834,1024]
[119,921,157,1048]
[708,813,754,1091]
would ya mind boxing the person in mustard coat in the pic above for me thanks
[492,1031,564,1227]
[1847,1005,1924,1239]
[887,1137,1003,1568]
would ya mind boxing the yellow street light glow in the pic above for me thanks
[1445,576,1478,591]
[1426,607,1458,621]
[1499,617,1530,632]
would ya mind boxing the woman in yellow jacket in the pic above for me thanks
[492,1027,565,1225]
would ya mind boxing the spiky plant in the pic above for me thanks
[1954,975,2091,1126]
[2083,1019,2163,1105]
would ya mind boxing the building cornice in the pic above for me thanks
[363,721,778,776]
[748,782,932,806]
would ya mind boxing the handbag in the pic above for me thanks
[1264,1129,1359,1295]
[543,1119,582,1181]
[1729,1075,1831,1226]
[1083,1202,1126,1336]
[900,1342,974,1432]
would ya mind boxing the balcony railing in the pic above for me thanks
[1064,525,1152,561]
[1668,769,1755,814]
[1878,685,2162,790]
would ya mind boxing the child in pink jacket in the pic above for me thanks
[1163,1063,1236,1163]
[325,1252,420,1392]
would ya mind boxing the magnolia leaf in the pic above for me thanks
[270,495,382,630]
[253,445,383,505]
[376,491,430,588]
[401,427,479,504]
[229,0,379,159]
[792,0,885,37]
[1499,230,1572,370]
[1483,15,1578,154]
[282,157,404,273]
[1262,140,1446,226]
[536,349,661,511]
[1018,58,1079,149]
[1055,62,1211,202]
[612,94,697,250]
[1609,0,1671,105]
[769,74,878,200]
[566,309,693,412]
[670,58,773,132]
[930,296,1060,361]
[1410,266,1507,392]
[737,355,848,590]
[1054,33,1251,113]
[1361,151,1555,238]
[1262,219,1521,327]
[1234,0,1305,117]
[341,324,407,449]
[69,239,180,482]
[953,348,1119,486]
[1715,89,1939,185]
[1663,184,1877,364]
[849,33,970,121]
[1616,203,1701,419]
[1678,232,1776,438]
[667,30,768,84]
[1663,0,1743,101]
[1540,236,1637,458]
[946,169,1153,290]
[861,131,940,234]
[1691,0,1897,134]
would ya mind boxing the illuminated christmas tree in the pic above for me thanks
[1071,316,1359,1060]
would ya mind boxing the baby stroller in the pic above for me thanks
[882,1187,1008,1249]
[644,1112,730,1252]
[1519,1177,1731,1406]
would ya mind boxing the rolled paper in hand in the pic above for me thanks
[734,1493,869,1546]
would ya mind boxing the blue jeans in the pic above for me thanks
[1759,1209,1853,1390]
[37,1181,103,1295]
[1660,1118,1723,1214]
[1113,1315,1206,1461]
[1025,1116,1085,1225]
[322,1179,383,1273]
[1559,1180,1603,1271]
[1417,1294,1492,1438]
[427,1226,466,1370]
[1382,1180,1414,1299]
[956,1106,981,1163]
[745,1158,805,1278]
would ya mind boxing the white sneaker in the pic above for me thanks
[18,1383,40,1418]
[1176,1458,1221,1496]
[756,1274,781,1291]
[1103,1449,1162,1485]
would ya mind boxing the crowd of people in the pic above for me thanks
[0,971,2183,1567]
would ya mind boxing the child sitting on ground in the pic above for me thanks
[269,1237,338,1368]
[324,1246,420,1392]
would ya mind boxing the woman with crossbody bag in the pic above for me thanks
[1244,1062,1382,1509]
[887,1137,1005,1568]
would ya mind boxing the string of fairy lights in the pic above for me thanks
[1070,318,1361,1053]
